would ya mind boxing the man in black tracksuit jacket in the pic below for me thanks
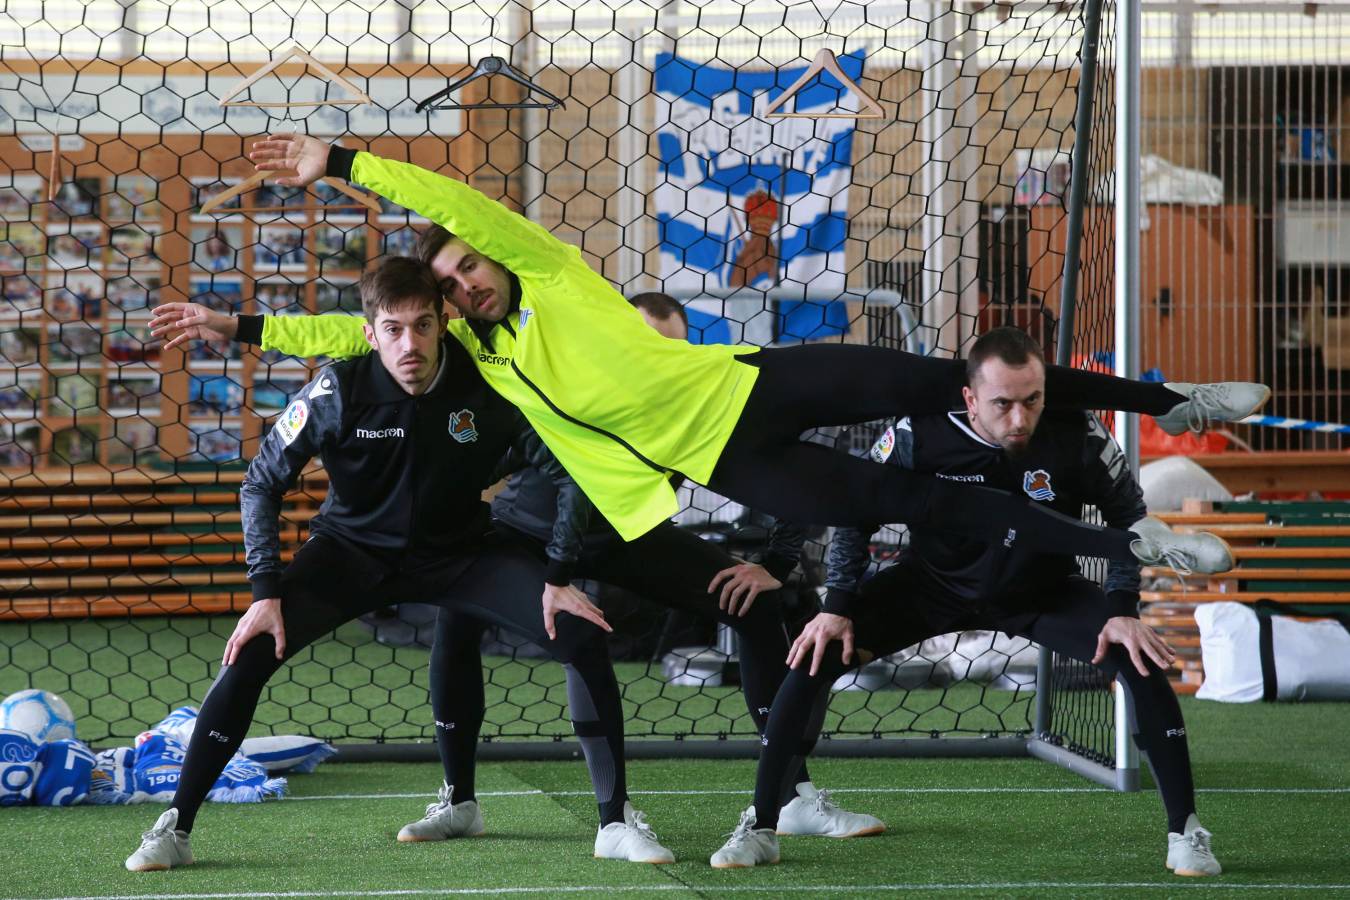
[709,327,1223,877]
[125,258,648,873]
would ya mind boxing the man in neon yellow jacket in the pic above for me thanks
[233,134,1261,573]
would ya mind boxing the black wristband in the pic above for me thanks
[326,145,357,181]
[235,314,264,345]
[821,587,858,618]
[544,557,575,587]
[251,573,282,604]
[1107,589,1141,618]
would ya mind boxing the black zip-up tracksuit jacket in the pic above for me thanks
[822,409,1147,618]
[240,334,589,601]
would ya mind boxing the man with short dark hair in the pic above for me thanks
[124,256,665,871]
[627,291,689,337]
[709,327,1223,878]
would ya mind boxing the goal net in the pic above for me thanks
[0,0,1125,776]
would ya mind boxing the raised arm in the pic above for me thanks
[250,135,570,279]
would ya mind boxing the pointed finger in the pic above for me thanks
[810,637,826,677]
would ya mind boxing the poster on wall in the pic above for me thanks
[653,50,864,344]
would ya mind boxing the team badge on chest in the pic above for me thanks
[1022,468,1055,502]
[449,409,479,443]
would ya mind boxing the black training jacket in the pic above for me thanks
[824,410,1148,618]
[241,334,589,601]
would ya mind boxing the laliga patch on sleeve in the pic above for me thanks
[870,425,896,463]
[276,399,309,446]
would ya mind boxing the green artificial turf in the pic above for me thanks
[4,697,1348,899]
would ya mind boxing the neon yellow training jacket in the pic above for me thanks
[261,151,761,540]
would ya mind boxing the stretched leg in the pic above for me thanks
[735,344,1189,442]
[1019,580,1197,835]
[589,523,813,796]
[709,432,1140,561]
[428,608,488,805]
[171,535,386,833]
[750,560,948,832]
[407,539,631,830]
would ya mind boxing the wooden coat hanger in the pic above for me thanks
[415,56,564,111]
[198,169,380,216]
[218,43,373,108]
[47,134,64,202]
[763,49,884,120]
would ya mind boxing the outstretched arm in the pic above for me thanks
[249,135,570,280]
[150,304,372,361]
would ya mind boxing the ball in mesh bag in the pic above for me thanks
[0,689,76,743]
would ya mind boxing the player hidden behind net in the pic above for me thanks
[706,327,1223,878]
[237,133,1263,576]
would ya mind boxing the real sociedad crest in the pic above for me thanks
[449,409,479,443]
[1022,469,1055,502]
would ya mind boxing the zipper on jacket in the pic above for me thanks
[498,317,666,474]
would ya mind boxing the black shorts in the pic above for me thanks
[277,528,605,665]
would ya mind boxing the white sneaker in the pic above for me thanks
[1167,814,1222,876]
[397,783,485,842]
[594,801,675,863]
[776,782,886,838]
[1154,382,1270,435]
[125,808,194,872]
[709,806,780,869]
[1129,516,1234,576]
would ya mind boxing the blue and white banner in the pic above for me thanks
[653,51,864,342]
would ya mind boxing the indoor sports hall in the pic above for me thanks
[1,1,1347,896]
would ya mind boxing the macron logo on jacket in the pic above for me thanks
[355,427,405,439]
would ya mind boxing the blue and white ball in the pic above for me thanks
[0,690,76,743]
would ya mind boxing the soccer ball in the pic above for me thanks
[0,690,76,743]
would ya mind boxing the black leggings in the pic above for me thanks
[753,565,1195,834]
[169,532,617,833]
[430,521,813,812]
[708,345,1173,561]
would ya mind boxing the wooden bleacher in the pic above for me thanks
[0,467,326,621]
[1148,500,1350,694]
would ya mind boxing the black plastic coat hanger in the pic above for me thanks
[415,56,564,111]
